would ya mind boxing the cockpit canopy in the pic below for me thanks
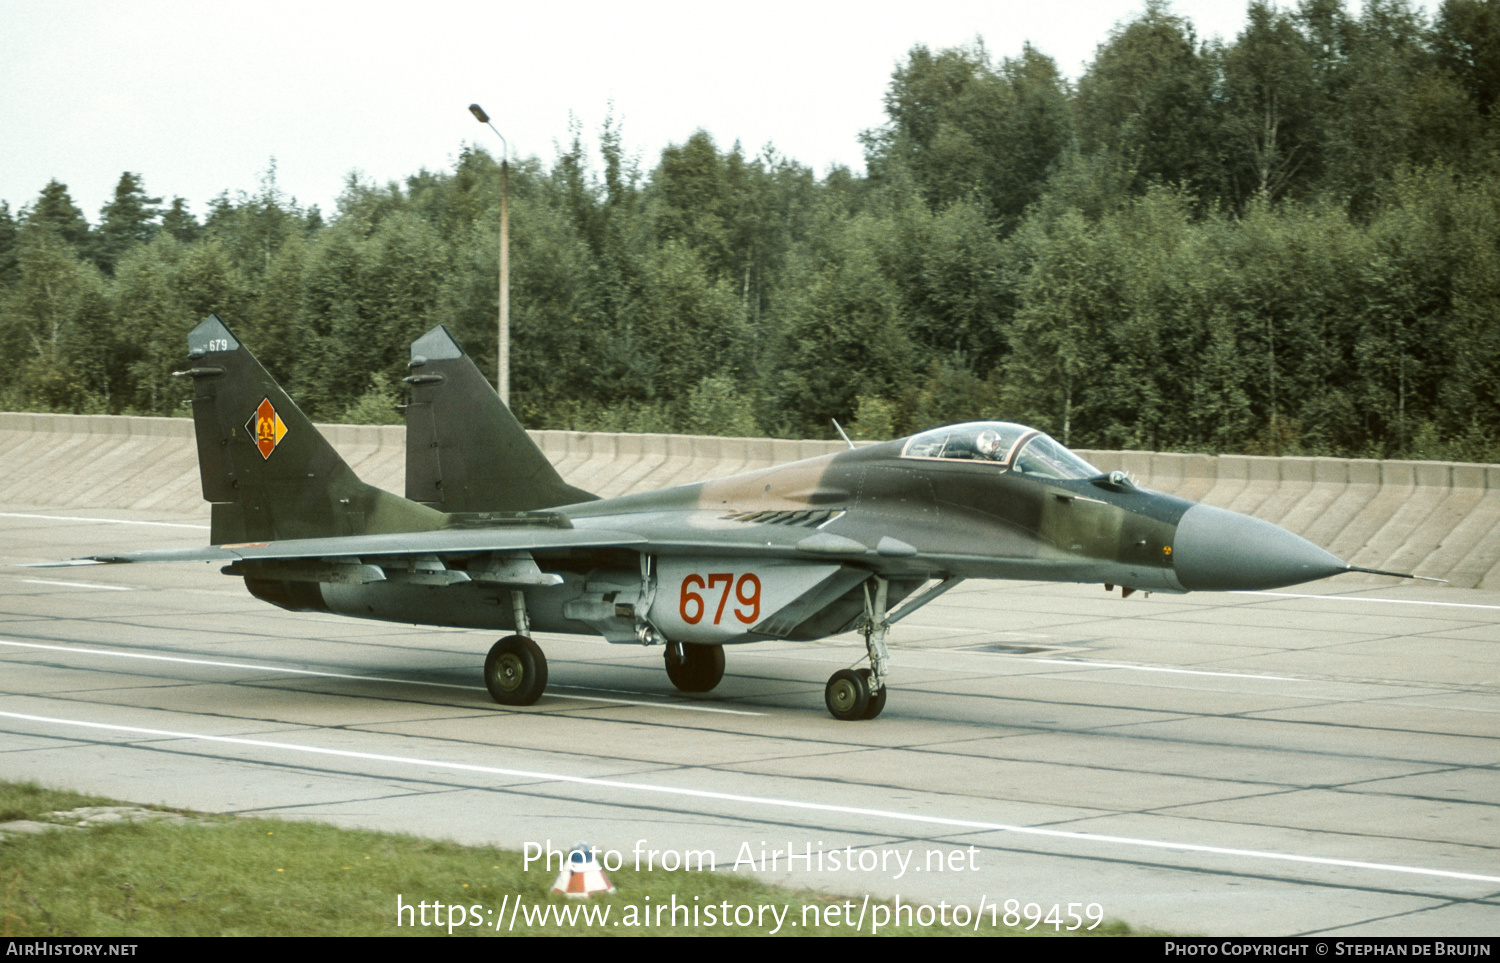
[900,422,1101,480]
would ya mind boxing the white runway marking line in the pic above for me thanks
[17,579,131,592]
[0,639,761,716]
[548,686,761,715]
[2,707,1497,887]
[1236,591,1500,613]
[0,512,210,530]
[1023,658,1295,682]
[1001,655,1500,702]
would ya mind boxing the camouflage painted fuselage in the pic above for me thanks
[306,443,1176,644]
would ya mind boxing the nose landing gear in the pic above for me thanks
[825,576,891,721]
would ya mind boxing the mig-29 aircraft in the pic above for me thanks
[62,316,1417,720]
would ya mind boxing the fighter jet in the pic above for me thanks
[65,315,1418,720]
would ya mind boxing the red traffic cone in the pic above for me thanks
[552,842,615,898]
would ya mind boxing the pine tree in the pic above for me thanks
[160,197,200,243]
[96,172,163,273]
[0,201,18,286]
[24,180,93,253]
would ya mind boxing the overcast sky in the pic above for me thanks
[1,1,1426,222]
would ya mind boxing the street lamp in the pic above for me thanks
[468,103,510,406]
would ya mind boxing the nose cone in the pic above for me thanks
[1173,503,1347,591]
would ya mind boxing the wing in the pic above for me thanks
[49,525,643,591]
[69,526,647,566]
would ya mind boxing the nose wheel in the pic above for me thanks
[825,668,885,720]
[863,671,887,718]
[485,634,548,705]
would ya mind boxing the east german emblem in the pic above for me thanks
[246,397,287,460]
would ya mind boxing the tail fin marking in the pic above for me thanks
[182,315,443,544]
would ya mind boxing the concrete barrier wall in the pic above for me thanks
[2,413,1496,588]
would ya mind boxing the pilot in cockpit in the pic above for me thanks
[974,429,1003,460]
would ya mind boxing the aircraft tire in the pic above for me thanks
[858,669,887,720]
[825,668,871,721]
[485,635,548,706]
[664,642,725,693]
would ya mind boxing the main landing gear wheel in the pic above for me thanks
[485,635,547,706]
[664,642,726,693]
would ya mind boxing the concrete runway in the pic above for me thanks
[2,508,1497,936]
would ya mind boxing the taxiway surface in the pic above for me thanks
[1,508,1497,936]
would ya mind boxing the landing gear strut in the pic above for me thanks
[484,589,547,706]
[664,641,725,693]
[824,576,890,721]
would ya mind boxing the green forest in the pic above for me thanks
[4,0,1500,462]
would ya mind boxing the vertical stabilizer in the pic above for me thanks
[181,315,444,544]
[403,326,597,512]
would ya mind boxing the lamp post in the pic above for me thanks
[468,103,510,406]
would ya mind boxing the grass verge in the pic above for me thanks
[0,781,1131,937]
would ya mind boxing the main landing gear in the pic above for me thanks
[824,576,891,721]
[484,589,548,706]
[664,641,726,693]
